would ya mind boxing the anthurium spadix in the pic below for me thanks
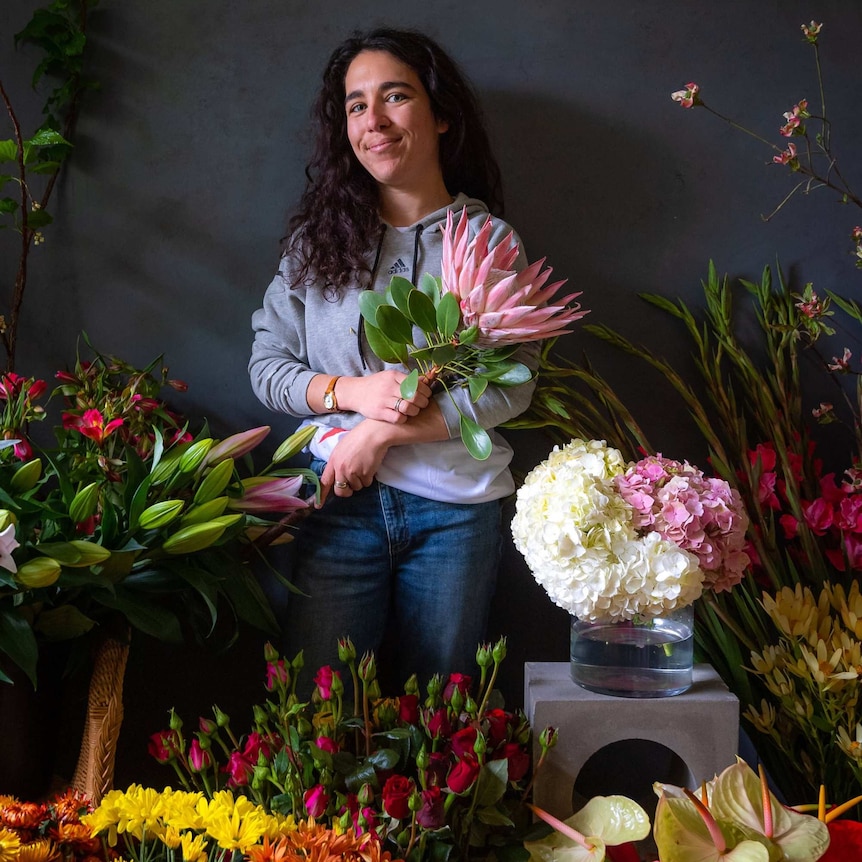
[524,797,650,862]
[359,209,588,460]
[653,759,830,862]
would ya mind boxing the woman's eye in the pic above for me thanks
[386,93,406,103]
[347,102,365,114]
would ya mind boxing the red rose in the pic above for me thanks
[224,751,255,787]
[493,742,530,782]
[147,729,180,764]
[416,786,446,829]
[425,751,450,787]
[398,693,420,724]
[451,726,478,757]
[316,735,340,753]
[485,708,513,745]
[243,731,274,762]
[381,775,414,820]
[447,755,481,794]
[443,673,472,701]
[424,707,452,739]
[314,665,340,700]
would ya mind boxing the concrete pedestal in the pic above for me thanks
[524,662,739,818]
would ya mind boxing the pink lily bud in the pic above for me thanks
[204,426,271,466]
[228,475,307,514]
[189,737,212,772]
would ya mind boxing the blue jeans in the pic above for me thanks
[281,466,503,688]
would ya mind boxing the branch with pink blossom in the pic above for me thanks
[671,21,862,266]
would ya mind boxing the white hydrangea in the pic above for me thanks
[511,439,704,622]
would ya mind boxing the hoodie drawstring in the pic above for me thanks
[357,226,387,369]
[410,223,424,286]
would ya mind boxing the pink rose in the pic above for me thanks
[304,784,330,818]
[314,665,340,700]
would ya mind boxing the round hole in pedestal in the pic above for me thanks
[572,738,693,821]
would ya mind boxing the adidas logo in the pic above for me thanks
[387,258,409,275]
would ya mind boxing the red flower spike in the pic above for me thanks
[758,764,773,838]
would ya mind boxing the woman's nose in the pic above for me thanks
[366,101,390,130]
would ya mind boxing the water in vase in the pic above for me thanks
[570,607,694,697]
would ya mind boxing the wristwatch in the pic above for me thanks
[323,376,340,411]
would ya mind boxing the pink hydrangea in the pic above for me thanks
[615,454,750,592]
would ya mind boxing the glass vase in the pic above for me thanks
[570,604,694,697]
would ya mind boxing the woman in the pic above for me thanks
[249,27,537,685]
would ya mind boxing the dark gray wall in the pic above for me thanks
[3,1,861,785]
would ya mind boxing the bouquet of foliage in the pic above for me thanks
[80,784,403,862]
[359,208,587,459]
[0,343,316,688]
[0,788,106,861]
[509,20,862,810]
[511,438,749,622]
[150,636,556,862]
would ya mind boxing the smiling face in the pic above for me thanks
[344,50,450,205]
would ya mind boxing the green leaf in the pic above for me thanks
[26,209,53,228]
[407,288,438,332]
[431,344,456,366]
[220,566,280,635]
[468,377,489,402]
[29,160,62,175]
[458,324,479,346]
[358,291,387,326]
[0,607,38,688]
[400,369,419,399]
[27,129,70,147]
[460,414,492,461]
[387,276,414,317]
[419,272,441,303]
[474,757,509,807]
[436,291,461,339]
[367,747,400,770]
[93,588,183,642]
[377,304,415,346]
[480,361,533,387]
[0,141,17,163]
[476,805,514,827]
[0,198,18,214]
[364,322,405,364]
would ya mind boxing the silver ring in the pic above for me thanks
[335,480,349,489]
[394,397,404,412]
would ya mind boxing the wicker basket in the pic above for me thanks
[70,633,130,804]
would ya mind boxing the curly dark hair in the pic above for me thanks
[285,27,504,292]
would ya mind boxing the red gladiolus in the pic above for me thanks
[447,755,481,794]
[147,729,180,764]
[381,775,414,820]
[493,742,530,781]
[398,693,419,724]
[443,672,472,701]
[304,784,330,818]
[416,787,446,829]
[451,726,478,757]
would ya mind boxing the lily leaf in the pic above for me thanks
[460,414,492,461]
[468,377,489,402]
[0,607,38,687]
[437,291,461,339]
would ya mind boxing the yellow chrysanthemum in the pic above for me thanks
[180,830,209,862]
[0,826,22,862]
[206,806,269,852]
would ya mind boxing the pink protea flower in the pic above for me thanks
[440,208,587,347]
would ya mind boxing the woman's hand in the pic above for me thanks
[318,420,392,505]
[307,370,432,422]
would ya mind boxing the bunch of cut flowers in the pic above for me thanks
[359,207,587,459]
[0,787,107,861]
[149,636,557,862]
[511,438,749,623]
[0,341,316,689]
[80,784,404,862]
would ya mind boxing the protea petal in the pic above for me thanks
[440,207,588,347]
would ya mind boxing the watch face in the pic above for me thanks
[323,393,335,410]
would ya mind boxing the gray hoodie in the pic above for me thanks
[248,193,537,503]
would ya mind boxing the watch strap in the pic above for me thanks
[324,375,340,411]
